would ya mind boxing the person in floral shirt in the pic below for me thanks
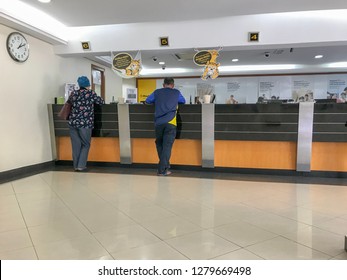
[67,76,104,171]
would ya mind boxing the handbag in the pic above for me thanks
[58,102,72,120]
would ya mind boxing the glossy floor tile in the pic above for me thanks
[0,170,347,260]
[34,234,110,260]
[245,236,331,260]
[93,224,161,253]
[165,230,241,259]
[110,241,188,260]
[212,220,277,247]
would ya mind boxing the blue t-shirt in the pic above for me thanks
[145,87,186,126]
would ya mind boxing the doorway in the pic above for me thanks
[91,64,105,100]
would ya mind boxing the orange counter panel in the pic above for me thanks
[215,140,297,170]
[132,138,202,166]
[56,136,120,162]
[56,137,347,172]
[312,142,347,172]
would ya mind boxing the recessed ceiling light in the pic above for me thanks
[315,55,323,59]
[326,62,347,68]
[219,64,298,72]
[159,61,165,65]
[38,0,51,3]
[140,68,188,75]
[232,59,239,62]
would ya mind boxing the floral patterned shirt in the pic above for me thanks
[68,88,104,128]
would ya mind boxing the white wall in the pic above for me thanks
[0,24,123,172]
[57,57,123,104]
[54,10,347,55]
[121,78,136,100]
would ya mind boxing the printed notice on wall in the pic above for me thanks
[197,83,214,97]
[225,79,250,103]
[227,81,240,93]
[327,75,347,98]
[292,76,314,101]
[258,76,291,100]
[259,81,275,98]
[152,74,347,104]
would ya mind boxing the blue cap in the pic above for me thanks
[77,76,90,88]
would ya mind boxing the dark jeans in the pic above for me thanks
[69,126,92,169]
[155,123,176,174]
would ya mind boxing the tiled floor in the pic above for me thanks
[1,168,347,260]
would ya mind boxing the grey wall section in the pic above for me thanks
[296,102,314,172]
[118,104,132,164]
[202,104,215,168]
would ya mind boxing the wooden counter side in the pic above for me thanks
[215,140,297,170]
[56,137,120,162]
[132,138,202,166]
[312,142,347,172]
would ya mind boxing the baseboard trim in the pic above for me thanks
[1,160,347,185]
[0,161,55,184]
[54,160,347,178]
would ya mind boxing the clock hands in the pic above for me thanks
[17,43,26,49]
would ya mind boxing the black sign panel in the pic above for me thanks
[113,53,132,69]
[193,51,212,66]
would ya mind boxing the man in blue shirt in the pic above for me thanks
[145,77,186,176]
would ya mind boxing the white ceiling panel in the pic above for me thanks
[19,0,347,27]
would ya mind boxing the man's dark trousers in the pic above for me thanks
[155,123,176,174]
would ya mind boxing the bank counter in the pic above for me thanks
[49,103,347,174]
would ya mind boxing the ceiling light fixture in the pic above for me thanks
[159,62,165,65]
[315,55,323,59]
[219,64,298,72]
[232,59,239,62]
[140,68,189,75]
[326,62,347,68]
[38,0,51,3]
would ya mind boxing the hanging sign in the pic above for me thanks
[113,53,132,70]
[194,48,221,80]
[193,51,212,66]
[112,52,142,79]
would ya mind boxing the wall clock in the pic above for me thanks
[6,32,30,62]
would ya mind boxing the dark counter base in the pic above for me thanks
[54,160,347,184]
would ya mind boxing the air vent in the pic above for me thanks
[273,49,284,55]
[173,54,182,60]
[172,52,194,61]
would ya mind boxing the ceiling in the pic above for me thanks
[19,0,347,27]
[10,1,347,76]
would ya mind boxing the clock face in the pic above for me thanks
[7,32,30,62]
